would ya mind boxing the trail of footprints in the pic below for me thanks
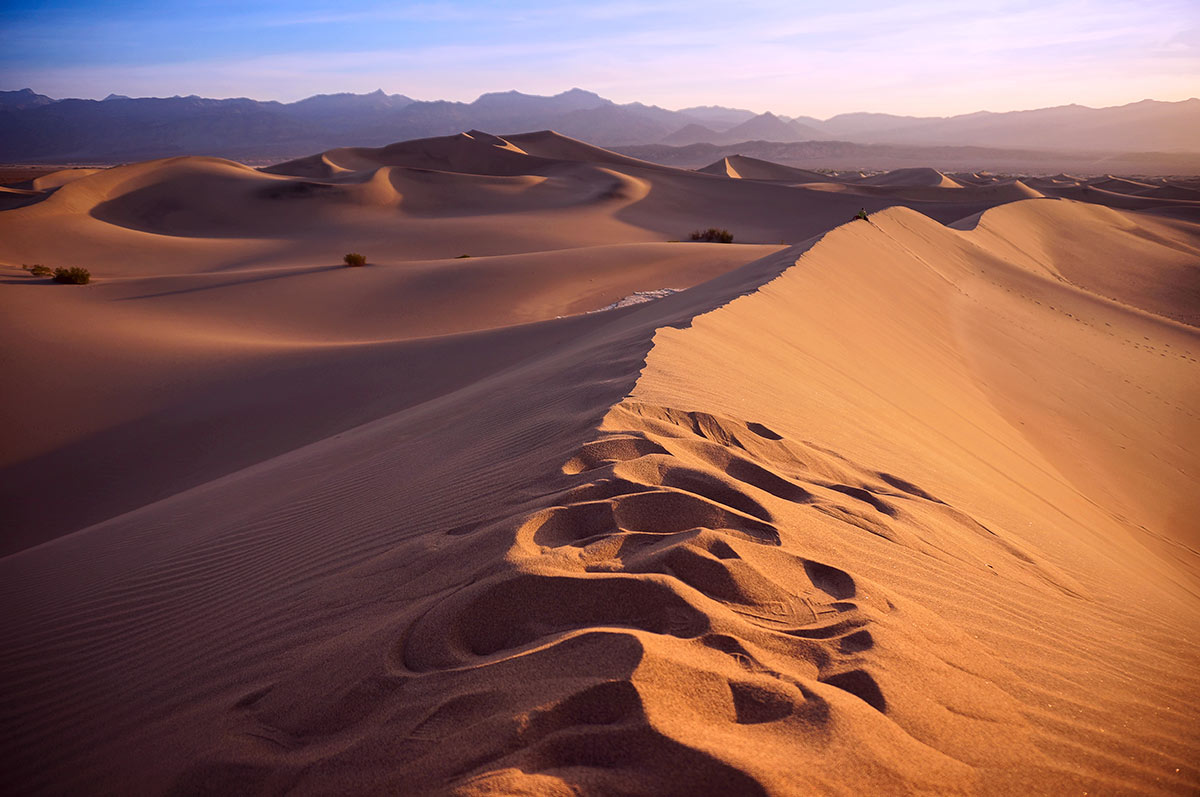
[219,400,1066,787]
[382,397,1087,791]
[395,401,964,726]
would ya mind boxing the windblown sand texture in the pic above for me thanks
[1,130,1198,795]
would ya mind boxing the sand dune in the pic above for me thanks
[801,175,1044,204]
[1018,174,1200,217]
[1,136,1198,795]
[697,155,827,183]
[0,134,1027,278]
[265,130,665,180]
[1043,182,1200,212]
[267,131,543,177]
[1142,184,1200,202]
[29,167,102,190]
[858,166,963,188]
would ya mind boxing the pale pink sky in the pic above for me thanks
[3,0,1197,117]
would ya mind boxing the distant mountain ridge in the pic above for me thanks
[0,87,1196,164]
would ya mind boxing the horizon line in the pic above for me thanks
[4,85,1197,123]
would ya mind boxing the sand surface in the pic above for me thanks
[1,131,1198,795]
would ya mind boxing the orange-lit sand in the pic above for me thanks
[1,132,1197,795]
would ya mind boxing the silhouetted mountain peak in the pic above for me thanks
[560,88,605,100]
[471,88,609,113]
[0,88,57,110]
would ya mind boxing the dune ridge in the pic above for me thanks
[365,201,1199,794]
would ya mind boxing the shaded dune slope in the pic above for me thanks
[4,200,1197,794]
[2,138,1066,554]
[0,238,808,795]
[0,239,770,551]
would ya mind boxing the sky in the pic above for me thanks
[1,0,1197,118]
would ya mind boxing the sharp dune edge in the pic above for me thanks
[1,131,1199,795]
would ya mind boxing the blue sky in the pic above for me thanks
[1,0,1197,117]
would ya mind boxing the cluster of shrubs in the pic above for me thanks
[689,228,734,243]
[53,267,91,284]
[345,252,476,265]
[23,264,91,284]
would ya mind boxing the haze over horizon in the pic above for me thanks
[3,0,1198,118]
[7,84,1200,123]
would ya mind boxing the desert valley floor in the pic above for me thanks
[1,131,1199,795]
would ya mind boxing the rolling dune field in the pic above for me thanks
[1,131,1198,795]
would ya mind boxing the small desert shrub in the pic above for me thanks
[343,252,367,267]
[689,228,733,243]
[52,266,90,284]
[28,264,52,277]
[854,209,869,221]
[455,254,471,258]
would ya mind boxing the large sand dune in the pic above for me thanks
[1,132,1198,795]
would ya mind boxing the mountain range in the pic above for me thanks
[1,87,1197,164]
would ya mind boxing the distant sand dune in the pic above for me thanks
[697,155,828,183]
[858,166,963,188]
[799,175,1043,203]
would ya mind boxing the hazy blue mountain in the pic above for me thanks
[677,105,758,130]
[720,112,811,143]
[819,112,930,137]
[287,89,415,117]
[0,87,1195,163]
[0,88,56,110]
[847,99,1200,152]
[660,112,825,146]
[661,122,723,146]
